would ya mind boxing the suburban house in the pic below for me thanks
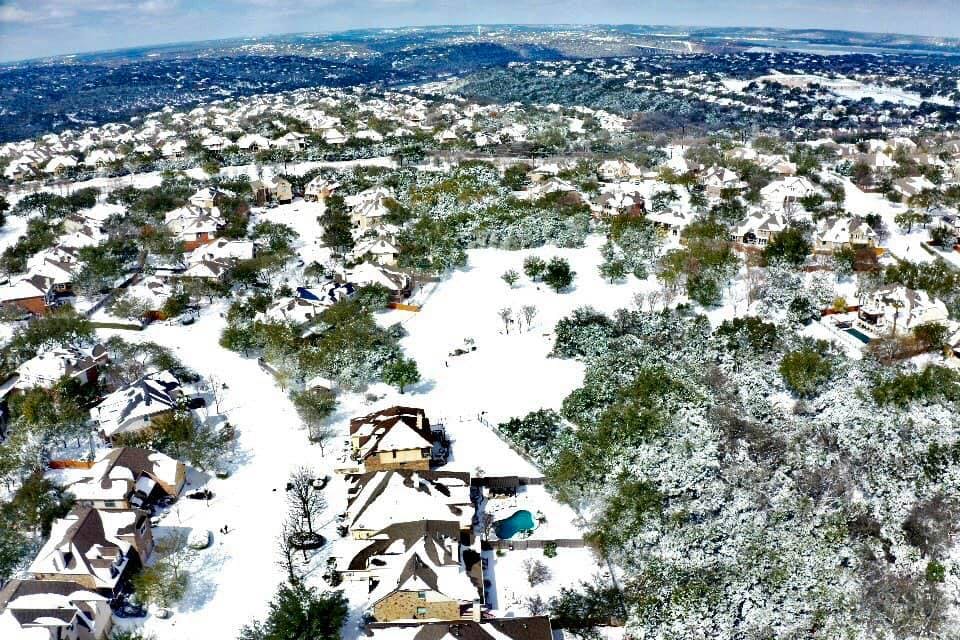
[701,166,745,198]
[250,176,294,205]
[349,407,442,472]
[594,183,645,218]
[160,140,187,158]
[350,237,400,266]
[296,281,356,307]
[29,507,154,595]
[518,178,584,204]
[730,211,788,247]
[266,176,294,204]
[121,276,174,318]
[323,128,349,145]
[344,470,473,540]
[347,188,395,233]
[364,616,555,640]
[893,175,937,199]
[257,296,327,325]
[858,285,949,335]
[165,206,225,249]
[14,344,108,391]
[237,134,270,152]
[0,579,112,640]
[183,259,231,281]
[760,176,818,211]
[597,159,644,181]
[339,520,481,622]
[189,187,234,211]
[188,238,255,264]
[304,176,340,202]
[346,263,412,301]
[0,275,60,316]
[44,155,78,175]
[83,149,119,169]
[815,216,876,252]
[89,370,183,440]
[70,447,186,511]
[646,207,694,238]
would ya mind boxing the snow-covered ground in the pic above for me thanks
[252,199,332,267]
[100,235,653,638]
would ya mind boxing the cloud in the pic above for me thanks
[0,0,180,25]
[0,4,33,23]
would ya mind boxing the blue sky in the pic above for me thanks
[0,0,958,62]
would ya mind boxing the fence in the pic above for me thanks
[471,476,545,488]
[48,459,94,470]
[481,538,586,551]
[388,302,421,312]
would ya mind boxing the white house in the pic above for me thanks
[760,176,818,211]
[858,285,949,335]
[815,216,876,252]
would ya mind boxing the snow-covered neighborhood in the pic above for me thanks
[5,19,960,640]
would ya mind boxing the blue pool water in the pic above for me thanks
[494,510,535,539]
[845,328,872,344]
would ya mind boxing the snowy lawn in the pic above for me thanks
[482,546,607,615]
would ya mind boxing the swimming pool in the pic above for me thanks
[494,510,535,539]
[845,328,872,344]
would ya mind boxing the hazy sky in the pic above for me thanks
[1,0,958,62]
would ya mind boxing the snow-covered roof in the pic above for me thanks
[70,447,183,506]
[350,406,435,461]
[15,344,107,390]
[28,507,142,591]
[90,370,182,437]
[346,470,472,533]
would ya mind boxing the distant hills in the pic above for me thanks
[2,24,959,143]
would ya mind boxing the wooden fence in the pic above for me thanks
[481,538,586,551]
[388,302,421,312]
[49,459,94,470]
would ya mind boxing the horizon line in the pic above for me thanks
[2,21,959,66]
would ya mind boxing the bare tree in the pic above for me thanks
[309,422,336,456]
[287,466,326,535]
[277,519,301,584]
[523,558,552,586]
[521,305,538,332]
[480,512,496,538]
[498,307,513,334]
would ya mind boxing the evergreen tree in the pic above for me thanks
[382,357,420,394]
[239,583,347,640]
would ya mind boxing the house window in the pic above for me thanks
[417,591,426,600]
[416,607,428,617]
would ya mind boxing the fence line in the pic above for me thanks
[481,538,586,551]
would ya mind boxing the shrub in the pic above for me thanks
[779,347,832,398]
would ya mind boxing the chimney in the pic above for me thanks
[471,598,481,622]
